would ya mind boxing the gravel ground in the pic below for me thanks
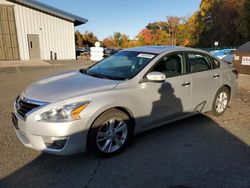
[208,87,250,146]
[0,63,249,188]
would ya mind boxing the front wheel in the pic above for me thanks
[212,87,230,116]
[87,109,133,158]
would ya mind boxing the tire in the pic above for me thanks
[212,87,230,116]
[87,109,133,158]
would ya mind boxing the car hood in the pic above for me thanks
[23,70,120,102]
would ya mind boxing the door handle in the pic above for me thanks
[182,82,191,87]
[213,74,220,78]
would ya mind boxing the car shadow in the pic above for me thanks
[1,115,250,188]
[1,81,250,188]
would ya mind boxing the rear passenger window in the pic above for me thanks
[187,53,212,73]
[212,58,220,68]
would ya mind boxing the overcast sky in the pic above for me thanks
[40,0,201,40]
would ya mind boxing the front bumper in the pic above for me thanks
[12,112,88,155]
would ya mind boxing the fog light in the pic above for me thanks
[43,136,68,149]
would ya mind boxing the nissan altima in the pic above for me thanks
[12,46,237,157]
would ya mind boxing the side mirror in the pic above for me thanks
[146,72,166,82]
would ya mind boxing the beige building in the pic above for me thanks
[0,0,87,61]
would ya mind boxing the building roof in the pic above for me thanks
[236,41,250,53]
[123,46,208,54]
[7,0,88,26]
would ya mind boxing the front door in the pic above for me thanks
[139,52,192,128]
[27,34,40,60]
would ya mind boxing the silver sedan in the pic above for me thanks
[12,46,237,157]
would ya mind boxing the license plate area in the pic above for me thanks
[11,113,19,130]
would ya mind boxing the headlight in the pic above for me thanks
[36,102,89,122]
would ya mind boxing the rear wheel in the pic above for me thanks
[212,87,230,116]
[87,109,133,158]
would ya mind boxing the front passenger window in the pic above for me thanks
[152,54,184,78]
[188,53,212,73]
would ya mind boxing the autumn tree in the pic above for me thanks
[101,0,250,49]
[138,29,152,45]
[127,40,139,47]
[75,30,83,47]
[138,18,183,46]
[177,13,199,47]
[82,31,98,47]
[121,34,129,48]
[103,32,130,48]
[152,29,170,45]
[167,16,181,46]
[196,0,244,47]
[237,0,250,42]
[75,31,98,47]
[146,21,169,34]
[103,38,114,48]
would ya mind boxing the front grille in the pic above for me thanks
[16,97,40,118]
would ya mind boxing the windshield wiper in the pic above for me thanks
[79,69,88,74]
[87,71,125,81]
[87,72,110,79]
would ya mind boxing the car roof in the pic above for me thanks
[123,46,208,55]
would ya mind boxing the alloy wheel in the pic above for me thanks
[96,118,128,153]
[215,91,228,113]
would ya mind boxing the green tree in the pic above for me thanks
[113,32,122,48]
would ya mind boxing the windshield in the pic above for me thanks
[86,51,156,80]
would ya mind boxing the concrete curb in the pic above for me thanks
[0,60,96,69]
[0,60,51,68]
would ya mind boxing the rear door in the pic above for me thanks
[186,52,222,112]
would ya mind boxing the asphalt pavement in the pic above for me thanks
[0,63,249,188]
